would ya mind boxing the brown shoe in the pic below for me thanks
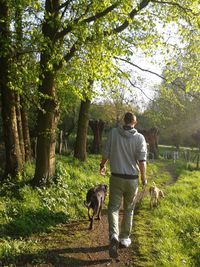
[109,237,119,258]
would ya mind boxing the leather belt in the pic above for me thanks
[111,172,139,180]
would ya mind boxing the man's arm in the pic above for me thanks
[138,161,147,186]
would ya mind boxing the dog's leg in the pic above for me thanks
[150,199,153,209]
[89,217,93,230]
[89,210,95,230]
[97,200,102,220]
[88,208,92,221]
[150,193,154,209]
[155,191,160,206]
[155,196,158,207]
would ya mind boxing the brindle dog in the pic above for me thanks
[84,184,107,230]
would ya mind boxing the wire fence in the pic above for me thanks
[160,149,200,169]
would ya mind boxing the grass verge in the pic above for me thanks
[133,161,200,267]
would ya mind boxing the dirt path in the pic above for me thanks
[21,190,149,267]
[164,163,178,185]
[26,210,137,267]
[22,164,177,267]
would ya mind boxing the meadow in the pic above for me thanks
[0,154,199,266]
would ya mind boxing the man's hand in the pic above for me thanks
[99,159,108,176]
[100,165,106,176]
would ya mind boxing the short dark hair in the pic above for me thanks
[124,112,136,124]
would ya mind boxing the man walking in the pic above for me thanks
[100,112,147,258]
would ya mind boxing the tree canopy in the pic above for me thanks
[0,0,199,184]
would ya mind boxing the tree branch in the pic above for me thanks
[60,0,71,20]
[115,56,164,80]
[59,0,71,11]
[117,67,154,101]
[56,0,150,39]
[81,2,119,23]
[54,42,77,70]
[56,2,119,39]
[63,42,76,62]
[152,0,199,15]
[115,56,200,101]
[113,0,151,33]
[55,25,73,39]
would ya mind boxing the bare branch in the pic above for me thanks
[152,0,199,16]
[127,78,154,101]
[117,67,154,101]
[115,57,200,101]
[115,56,164,80]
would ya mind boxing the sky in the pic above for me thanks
[93,22,184,112]
[115,22,184,111]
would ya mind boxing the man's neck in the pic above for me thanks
[123,125,134,130]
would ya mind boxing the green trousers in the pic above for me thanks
[108,175,138,241]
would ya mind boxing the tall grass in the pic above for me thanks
[0,154,108,264]
[134,162,200,267]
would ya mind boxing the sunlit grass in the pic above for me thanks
[133,162,200,267]
[0,156,199,266]
[0,154,109,264]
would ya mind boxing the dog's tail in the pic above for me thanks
[84,200,91,208]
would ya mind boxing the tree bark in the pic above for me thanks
[0,1,23,179]
[14,2,32,162]
[21,99,32,161]
[32,69,60,186]
[74,98,91,161]
[89,119,105,154]
[139,128,159,159]
[15,94,25,161]
[58,130,63,154]
[1,91,23,178]
[31,0,61,186]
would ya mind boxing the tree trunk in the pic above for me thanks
[139,128,159,159]
[58,130,63,154]
[1,91,23,178]
[32,70,60,186]
[15,94,25,161]
[74,98,91,161]
[0,1,23,179]
[21,99,32,161]
[89,119,105,154]
[31,0,61,186]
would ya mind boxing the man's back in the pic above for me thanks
[103,126,147,175]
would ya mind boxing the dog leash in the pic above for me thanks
[140,184,147,201]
